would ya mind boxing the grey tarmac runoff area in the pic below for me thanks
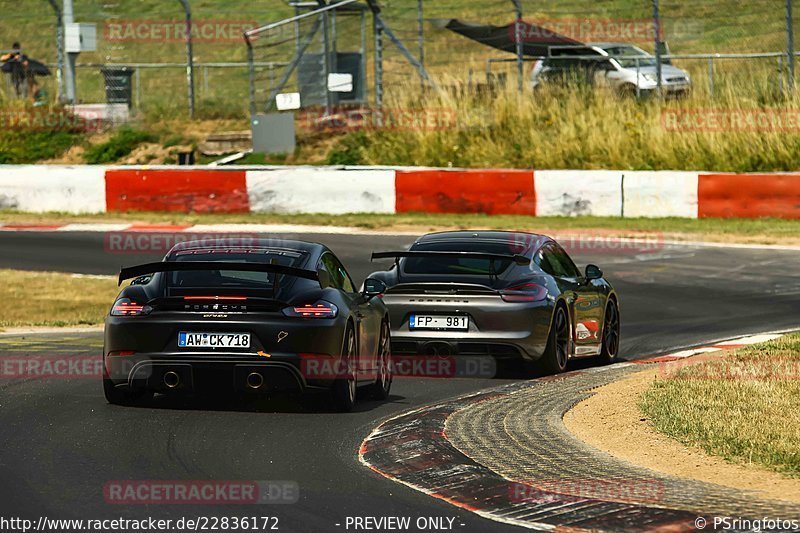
[0,230,799,532]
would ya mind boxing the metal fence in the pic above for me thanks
[0,0,797,118]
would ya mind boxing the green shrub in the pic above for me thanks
[325,132,367,165]
[83,127,156,164]
[0,105,87,163]
[0,130,82,163]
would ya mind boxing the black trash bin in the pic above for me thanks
[100,67,134,107]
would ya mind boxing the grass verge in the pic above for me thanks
[640,333,800,477]
[0,270,119,328]
[2,210,800,245]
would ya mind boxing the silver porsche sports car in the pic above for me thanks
[368,231,620,375]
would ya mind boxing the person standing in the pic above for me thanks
[1,42,28,97]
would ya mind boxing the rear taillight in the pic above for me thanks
[110,298,152,316]
[500,283,547,302]
[183,296,247,301]
[283,301,338,318]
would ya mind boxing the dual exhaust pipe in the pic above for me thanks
[163,371,180,389]
[246,372,264,390]
[422,341,454,357]
[162,370,264,390]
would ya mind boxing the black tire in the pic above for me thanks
[332,325,357,412]
[598,298,621,364]
[539,304,570,375]
[369,321,392,400]
[103,376,150,406]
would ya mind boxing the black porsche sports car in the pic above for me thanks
[104,239,392,411]
[368,231,620,375]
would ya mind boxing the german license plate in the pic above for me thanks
[178,332,250,348]
[409,315,469,331]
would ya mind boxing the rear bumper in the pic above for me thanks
[104,312,349,393]
[385,299,553,362]
[392,339,528,359]
[104,353,340,394]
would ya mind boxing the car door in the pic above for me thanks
[320,252,379,377]
[537,243,601,356]
[548,243,605,355]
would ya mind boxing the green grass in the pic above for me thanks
[82,127,157,164]
[640,333,800,477]
[3,0,795,113]
[2,210,800,245]
[344,78,800,171]
[2,1,798,167]
[0,104,89,163]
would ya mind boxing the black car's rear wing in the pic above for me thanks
[371,251,531,265]
[118,261,319,286]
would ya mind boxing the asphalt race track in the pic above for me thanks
[1,231,799,532]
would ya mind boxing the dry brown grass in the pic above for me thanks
[641,334,800,477]
[0,270,119,327]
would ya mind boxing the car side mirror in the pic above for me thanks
[317,268,332,289]
[584,264,603,281]
[362,278,387,298]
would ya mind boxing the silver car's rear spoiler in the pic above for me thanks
[118,261,320,286]
[371,251,530,265]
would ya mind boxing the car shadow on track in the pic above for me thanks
[113,391,408,414]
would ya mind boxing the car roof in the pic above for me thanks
[168,238,323,255]
[588,42,640,49]
[413,231,550,253]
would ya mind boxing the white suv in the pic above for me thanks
[530,43,691,96]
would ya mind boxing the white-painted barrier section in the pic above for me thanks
[245,169,396,214]
[0,165,107,213]
[622,172,699,218]
[534,170,623,217]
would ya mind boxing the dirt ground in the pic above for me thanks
[563,364,800,504]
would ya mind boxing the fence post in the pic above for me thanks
[245,33,256,117]
[787,0,795,90]
[708,56,714,96]
[135,68,141,109]
[652,0,662,97]
[512,0,524,93]
[417,0,424,90]
[46,0,65,102]
[373,13,384,110]
[360,9,367,104]
[178,0,195,118]
[322,9,332,115]
[63,0,76,103]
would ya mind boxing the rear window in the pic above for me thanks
[167,249,306,289]
[402,242,515,275]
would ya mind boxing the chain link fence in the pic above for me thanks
[0,0,797,117]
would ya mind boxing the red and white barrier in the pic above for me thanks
[0,165,799,219]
